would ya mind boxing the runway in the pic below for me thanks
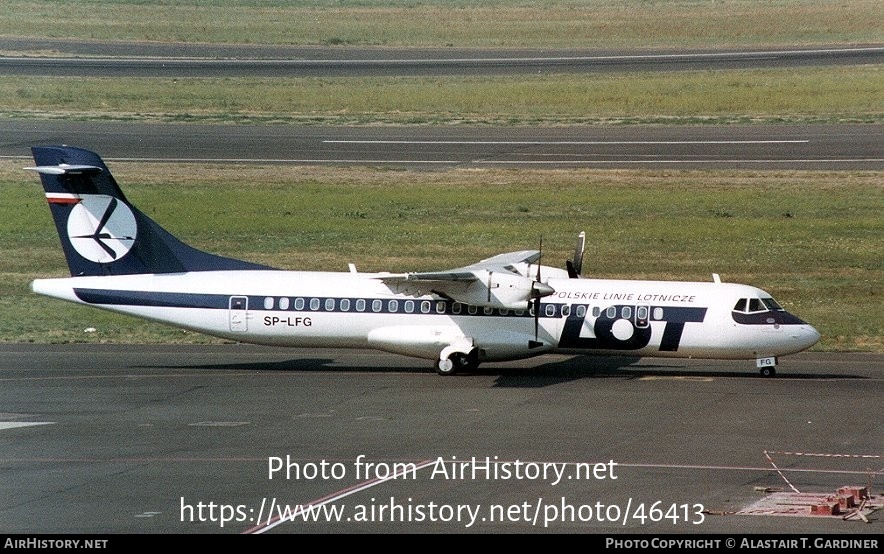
[1,41,880,170]
[1,40,880,77]
[2,120,881,170]
[0,344,880,533]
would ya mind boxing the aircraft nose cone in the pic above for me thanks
[796,325,821,350]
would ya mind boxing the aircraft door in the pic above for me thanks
[229,296,248,332]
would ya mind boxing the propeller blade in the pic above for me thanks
[529,296,543,349]
[531,235,544,347]
[535,297,540,338]
[567,231,585,278]
[536,235,543,282]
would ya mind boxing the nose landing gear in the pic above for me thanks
[757,356,778,377]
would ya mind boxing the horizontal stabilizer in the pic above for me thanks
[26,164,103,176]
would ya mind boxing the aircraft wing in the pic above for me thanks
[379,250,553,309]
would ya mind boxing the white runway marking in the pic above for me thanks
[5,154,879,166]
[3,46,880,66]
[245,458,437,534]
[323,140,809,145]
[0,422,55,430]
[478,158,883,165]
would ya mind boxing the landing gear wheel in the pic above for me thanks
[436,350,479,376]
[436,358,457,376]
[760,366,776,378]
[451,351,479,373]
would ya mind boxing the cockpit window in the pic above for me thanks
[734,298,783,314]
[734,297,784,313]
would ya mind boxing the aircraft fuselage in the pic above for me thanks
[32,270,820,365]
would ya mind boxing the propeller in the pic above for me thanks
[529,236,547,349]
[566,231,585,278]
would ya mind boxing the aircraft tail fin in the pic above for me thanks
[27,145,273,276]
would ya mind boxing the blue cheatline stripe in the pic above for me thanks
[74,289,228,309]
[71,289,539,317]
[731,310,808,326]
[73,289,752,328]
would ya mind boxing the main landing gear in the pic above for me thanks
[436,350,479,376]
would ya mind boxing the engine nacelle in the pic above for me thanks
[448,271,554,310]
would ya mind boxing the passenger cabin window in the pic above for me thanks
[372,299,382,312]
[325,298,335,311]
[404,300,414,313]
[264,297,274,310]
[339,299,350,311]
[294,297,305,310]
[279,297,290,310]
[309,298,320,311]
[355,299,366,312]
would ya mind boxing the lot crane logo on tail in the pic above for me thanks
[66,196,137,263]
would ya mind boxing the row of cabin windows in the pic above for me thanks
[260,297,663,321]
[262,296,522,316]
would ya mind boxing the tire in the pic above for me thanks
[760,366,776,378]
[436,350,479,376]
[452,350,479,372]
[436,357,457,376]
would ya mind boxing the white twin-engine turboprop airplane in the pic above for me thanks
[27,146,820,376]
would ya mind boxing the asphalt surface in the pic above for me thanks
[2,120,882,170]
[0,345,881,534]
[1,40,881,76]
[1,41,881,170]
